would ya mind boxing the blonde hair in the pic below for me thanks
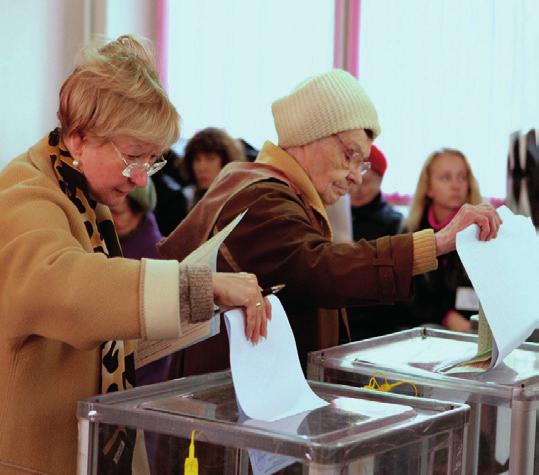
[58,35,180,151]
[405,148,482,232]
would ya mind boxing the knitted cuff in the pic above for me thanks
[412,229,438,275]
[179,264,214,323]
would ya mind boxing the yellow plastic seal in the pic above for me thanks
[184,430,198,475]
[362,373,419,397]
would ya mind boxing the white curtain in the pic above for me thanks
[167,0,335,149]
[359,0,539,198]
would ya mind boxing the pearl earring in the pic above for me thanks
[72,159,79,169]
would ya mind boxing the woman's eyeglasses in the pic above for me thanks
[333,134,371,176]
[110,141,167,178]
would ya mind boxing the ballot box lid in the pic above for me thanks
[308,327,539,405]
[78,370,468,464]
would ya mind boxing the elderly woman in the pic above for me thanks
[403,148,483,332]
[0,35,269,474]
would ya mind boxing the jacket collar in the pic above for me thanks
[256,141,330,225]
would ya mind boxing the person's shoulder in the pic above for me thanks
[0,151,58,196]
[222,177,298,209]
[219,178,306,225]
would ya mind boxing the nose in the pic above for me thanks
[129,171,148,188]
[450,177,462,189]
[347,167,363,185]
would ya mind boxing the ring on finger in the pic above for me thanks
[255,301,262,308]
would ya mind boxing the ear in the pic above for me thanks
[64,132,84,158]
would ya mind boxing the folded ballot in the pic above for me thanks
[438,206,539,373]
[134,211,246,369]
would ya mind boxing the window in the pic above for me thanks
[167,0,334,149]
[358,0,539,198]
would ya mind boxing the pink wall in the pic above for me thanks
[156,0,169,89]
[333,0,361,77]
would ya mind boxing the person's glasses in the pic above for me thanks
[110,141,167,178]
[333,134,371,176]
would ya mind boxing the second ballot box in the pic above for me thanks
[307,327,539,475]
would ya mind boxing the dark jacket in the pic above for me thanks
[347,194,405,341]
[151,151,188,236]
[404,211,474,326]
[351,192,403,241]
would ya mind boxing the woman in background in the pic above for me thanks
[404,148,483,332]
[182,127,246,209]
[0,35,269,474]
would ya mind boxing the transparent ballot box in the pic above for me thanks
[78,370,468,474]
[307,327,539,475]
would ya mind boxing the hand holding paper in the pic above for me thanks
[434,203,502,255]
[135,211,247,369]
[439,206,539,373]
[212,272,271,343]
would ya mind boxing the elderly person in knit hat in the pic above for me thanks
[160,69,501,374]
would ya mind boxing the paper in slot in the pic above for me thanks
[224,295,327,421]
[437,206,539,374]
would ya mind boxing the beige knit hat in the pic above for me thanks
[272,69,381,147]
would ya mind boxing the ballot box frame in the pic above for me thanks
[78,370,469,474]
[307,327,539,475]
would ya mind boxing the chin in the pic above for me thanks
[104,194,127,208]
[323,195,341,206]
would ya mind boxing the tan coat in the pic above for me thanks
[0,135,213,474]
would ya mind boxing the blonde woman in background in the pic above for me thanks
[403,148,483,332]
[0,35,270,474]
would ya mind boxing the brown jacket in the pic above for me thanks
[160,142,435,373]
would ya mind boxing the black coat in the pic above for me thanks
[404,211,475,326]
[351,193,403,241]
[346,194,406,341]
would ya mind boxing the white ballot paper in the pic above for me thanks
[440,206,539,372]
[224,295,327,421]
[134,211,246,369]
[225,296,327,474]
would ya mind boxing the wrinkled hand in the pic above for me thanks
[212,272,272,344]
[435,203,502,256]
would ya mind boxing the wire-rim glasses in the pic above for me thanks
[110,141,167,178]
[333,134,371,176]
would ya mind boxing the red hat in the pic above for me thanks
[368,145,387,177]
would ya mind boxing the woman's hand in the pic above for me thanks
[435,203,502,256]
[212,272,272,344]
[443,310,472,333]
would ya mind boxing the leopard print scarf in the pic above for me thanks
[48,129,137,471]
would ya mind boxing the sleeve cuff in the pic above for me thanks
[412,229,438,275]
[140,258,181,340]
[179,264,214,323]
